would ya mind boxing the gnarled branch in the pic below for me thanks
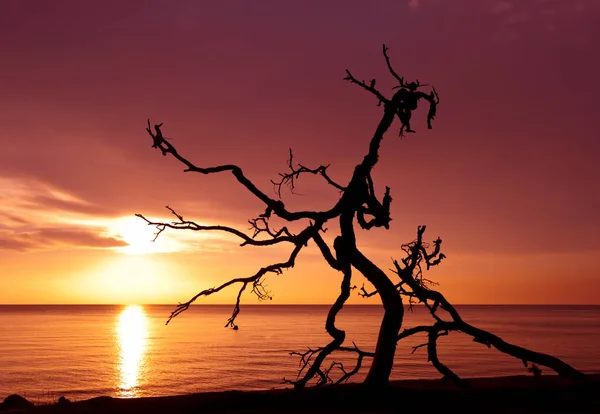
[285,342,374,386]
[135,205,295,247]
[393,226,586,382]
[272,148,346,198]
[247,217,293,243]
[166,224,320,327]
[343,70,389,106]
[146,120,339,223]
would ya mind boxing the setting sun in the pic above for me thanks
[107,216,188,255]
[111,217,158,255]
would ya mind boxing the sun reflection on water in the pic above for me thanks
[116,305,149,397]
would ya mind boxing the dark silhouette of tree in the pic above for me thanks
[137,44,585,389]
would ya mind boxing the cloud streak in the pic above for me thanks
[0,227,128,252]
[0,176,252,254]
[0,178,128,252]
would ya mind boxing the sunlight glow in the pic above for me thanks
[81,253,197,304]
[59,214,233,256]
[116,305,149,397]
[61,216,186,255]
[110,217,163,255]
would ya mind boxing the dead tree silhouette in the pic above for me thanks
[137,44,585,389]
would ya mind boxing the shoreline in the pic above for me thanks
[5,374,598,413]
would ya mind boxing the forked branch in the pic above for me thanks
[166,223,320,327]
[285,342,374,386]
[145,120,338,223]
[343,71,389,106]
[393,226,587,383]
[135,206,295,246]
[247,217,294,243]
[272,149,346,198]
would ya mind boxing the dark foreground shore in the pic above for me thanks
[3,375,599,414]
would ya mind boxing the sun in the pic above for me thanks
[110,216,163,255]
[104,215,211,255]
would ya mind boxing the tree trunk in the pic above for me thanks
[365,304,403,385]
[330,104,402,386]
[351,249,403,386]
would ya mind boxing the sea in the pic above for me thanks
[1,304,599,402]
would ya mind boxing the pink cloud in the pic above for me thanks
[0,227,128,252]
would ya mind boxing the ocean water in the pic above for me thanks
[0,304,599,401]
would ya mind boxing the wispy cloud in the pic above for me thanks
[0,177,252,255]
[0,227,127,252]
[0,235,37,251]
[22,194,114,216]
[0,177,126,252]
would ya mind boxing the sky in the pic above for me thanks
[1,0,599,305]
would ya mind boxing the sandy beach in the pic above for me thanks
[3,375,596,414]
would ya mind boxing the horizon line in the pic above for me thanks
[1,303,599,306]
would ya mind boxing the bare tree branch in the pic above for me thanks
[272,148,346,198]
[146,120,339,223]
[139,45,586,392]
[382,44,405,86]
[358,283,379,298]
[246,217,293,244]
[291,263,353,388]
[426,327,467,387]
[343,71,389,106]
[397,325,432,341]
[135,206,295,247]
[285,342,374,386]
[166,223,319,326]
[393,226,587,382]
[312,232,341,271]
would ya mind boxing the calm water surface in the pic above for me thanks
[0,305,599,401]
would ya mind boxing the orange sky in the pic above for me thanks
[1,0,599,305]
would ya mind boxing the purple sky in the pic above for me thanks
[1,0,599,304]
